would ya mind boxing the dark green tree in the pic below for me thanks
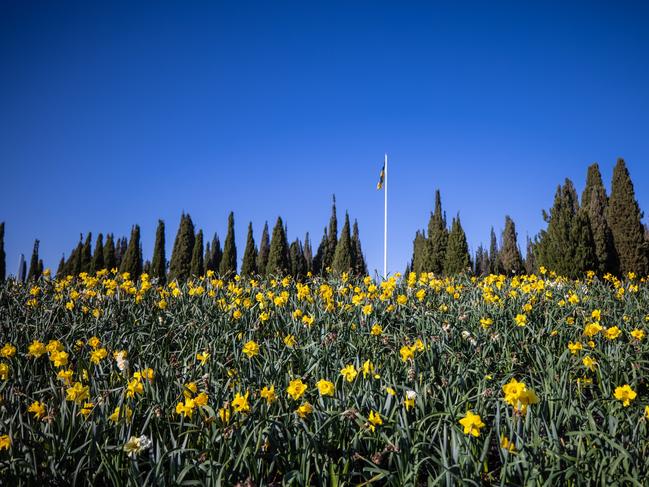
[607,158,649,276]
[91,233,104,274]
[323,196,338,272]
[303,232,313,274]
[241,222,258,276]
[332,212,353,274]
[426,190,448,274]
[474,244,489,276]
[56,255,65,279]
[581,163,617,275]
[120,225,143,280]
[524,237,537,275]
[351,220,367,276]
[168,214,195,282]
[143,260,151,275]
[203,242,211,275]
[206,234,222,274]
[151,220,166,283]
[103,234,117,271]
[444,215,471,275]
[535,180,596,278]
[0,222,5,282]
[27,239,41,281]
[500,216,524,274]
[219,212,237,276]
[38,259,43,278]
[115,237,128,269]
[290,239,307,279]
[256,222,270,277]
[488,227,501,274]
[190,229,204,278]
[266,217,290,276]
[80,233,92,273]
[312,228,327,275]
[412,230,428,275]
[70,238,83,276]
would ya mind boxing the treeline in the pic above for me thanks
[0,197,368,283]
[409,158,649,278]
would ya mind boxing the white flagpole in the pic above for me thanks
[384,153,388,278]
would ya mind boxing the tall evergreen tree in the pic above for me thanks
[488,227,501,274]
[0,222,5,282]
[69,238,83,276]
[289,239,307,279]
[38,259,43,278]
[475,244,489,276]
[303,232,313,274]
[332,212,353,274]
[190,229,204,278]
[351,220,367,276]
[18,254,26,282]
[241,222,258,276]
[219,212,237,276]
[151,220,166,283]
[27,239,40,281]
[168,214,195,282]
[103,234,117,271]
[581,163,617,275]
[323,196,338,272]
[412,231,428,275]
[203,242,211,275]
[426,190,448,274]
[312,228,328,275]
[266,217,290,276]
[535,180,596,278]
[91,233,104,274]
[256,222,270,277]
[524,237,537,275]
[120,225,143,280]
[500,216,524,274]
[80,233,93,273]
[607,159,649,276]
[56,255,66,279]
[207,234,223,274]
[444,215,471,275]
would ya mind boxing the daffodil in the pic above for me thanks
[28,401,46,420]
[232,391,250,413]
[286,379,307,400]
[242,340,259,358]
[459,410,485,437]
[614,385,637,407]
[340,364,358,382]
[316,379,335,397]
[367,410,382,432]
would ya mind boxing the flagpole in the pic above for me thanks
[384,153,388,278]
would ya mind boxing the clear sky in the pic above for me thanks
[1,1,648,276]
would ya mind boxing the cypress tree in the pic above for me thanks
[219,212,237,276]
[190,229,204,278]
[312,228,327,275]
[303,232,313,274]
[266,216,290,276]
[488,227,501,274]
[524,237,537,275]
[27,239,40,281]
[103,234,116,271]
[91,233,104,274]
[412,230,428,275]
[475,245,489,276]
[143,260,151,275]
[168,214,195,282]
[38,259,43,278]
[426,190,448,274]
[115,237,128,269]
[536,179,596,278]
[18,254,26,282]
[70,238,83,276]
[80,233,92,273]
[444,215,471,275]
[323,196,338,272]
[289,239,307,279]
[151,220,166,283]
[607,159,649,276]
[332,212,353,274]
[0,222,5,282]
[120,225,143,280]
[581,163,617,275]
[257,222,270,277]
[241,222,258,276]
[56,255,65,279]
[500,216,524,274]
[203,242,211,275]
[351,219,367,276]
[207,234,223,274]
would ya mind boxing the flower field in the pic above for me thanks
[1,269,649,485]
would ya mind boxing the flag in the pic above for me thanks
[376,164,385,190]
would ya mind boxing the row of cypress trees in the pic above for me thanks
[410,158,649,277]
[0,197,368,283]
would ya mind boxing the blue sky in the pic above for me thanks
[1,1,648,276]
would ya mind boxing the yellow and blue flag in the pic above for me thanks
[376,164,385,190]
